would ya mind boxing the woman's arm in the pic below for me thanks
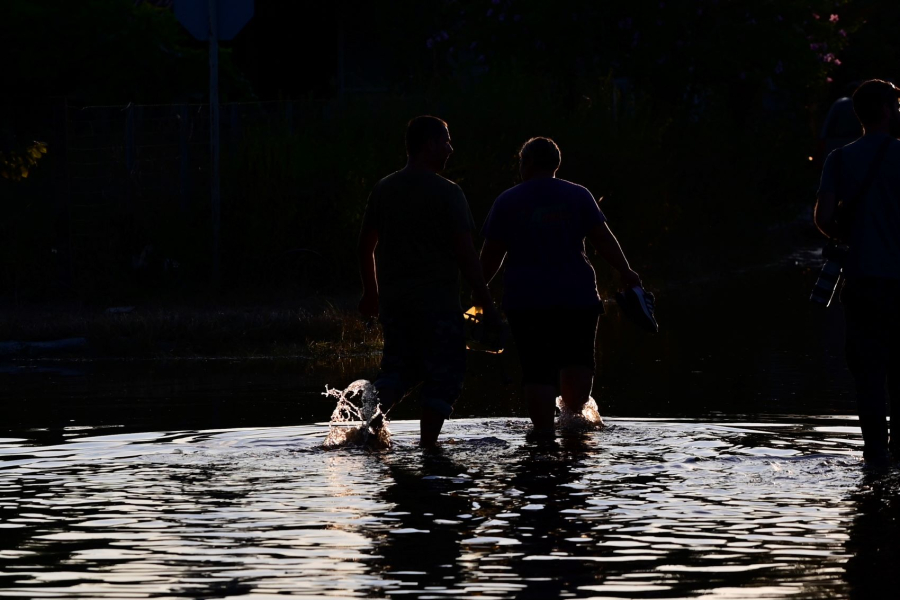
[479,238,507,284]
[587,223,641,288]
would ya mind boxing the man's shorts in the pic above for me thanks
[374,311,466,418]
[505,305,602,388]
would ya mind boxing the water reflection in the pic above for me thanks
[503,434,601,598]
[845,470,900,599]
[0,417,886,598]
[372,450,470,591]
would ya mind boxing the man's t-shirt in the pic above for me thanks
[819,133,900,280]
[362,169,475,317]
[481,178,606,309]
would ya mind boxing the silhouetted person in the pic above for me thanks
[358,116,499,447]
[479,137,641,435]
[815,79,900,465]
[819,83,864,162]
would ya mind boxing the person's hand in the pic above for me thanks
[481,303,502,329]
[470,289,501,324]
[477,303,504,347]
[358,291,378,319]
[620,269,642,289]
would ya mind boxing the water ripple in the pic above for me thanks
[0,417,891,598]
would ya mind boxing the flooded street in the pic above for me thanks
[1,259,898,598]
[0,416,891,599]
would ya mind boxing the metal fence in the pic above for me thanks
[2,98,336,298]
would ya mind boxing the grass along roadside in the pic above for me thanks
[0,304,382,359]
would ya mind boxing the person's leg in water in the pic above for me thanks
[844,280,891,465]
[525,383,558,436]
[419,407,446,448]
[418,312,467,448]
[371,315,414,433]
[560,366,593,412]
[558,307,601,416]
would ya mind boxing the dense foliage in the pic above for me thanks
[0,0,885,302]
[0,0,249,104]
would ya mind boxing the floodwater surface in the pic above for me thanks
[0,415,897,599]
[2,253,899,598]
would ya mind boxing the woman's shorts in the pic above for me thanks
[505,305,602,388]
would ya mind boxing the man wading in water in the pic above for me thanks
[357,116,500,447]
[815,79,900,466]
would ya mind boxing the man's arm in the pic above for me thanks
[587,223,641,288]
[357,226,379,317]
[814,191,837,238]
[451,232,499,318]
[479,238,507,284]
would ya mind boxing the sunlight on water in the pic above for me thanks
[322,379,391,449]
[0,415,891,599]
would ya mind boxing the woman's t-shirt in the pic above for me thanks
[482,178,606,309]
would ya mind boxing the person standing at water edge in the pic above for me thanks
[479,137,644,435]
[357,116,500,447]
[815,79,900,466]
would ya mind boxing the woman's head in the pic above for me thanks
[519,137,561,180]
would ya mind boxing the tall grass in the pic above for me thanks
[0,304,382,358]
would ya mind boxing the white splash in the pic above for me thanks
[322,379,391,449]
[556,396,605,432]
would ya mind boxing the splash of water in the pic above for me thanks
[556,396,604,432]
[322,379,391,449]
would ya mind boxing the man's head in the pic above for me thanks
[852,79,900,135]
[406,115,452,172]
[519,137,561,180]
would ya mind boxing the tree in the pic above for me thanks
[0,0,247,104]
[0,141,47,182]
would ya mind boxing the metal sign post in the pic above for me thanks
[175,0,253,289]
[207,0,221,288]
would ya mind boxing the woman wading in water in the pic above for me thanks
[479,137,650,435]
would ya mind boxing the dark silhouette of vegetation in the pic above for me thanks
[0,0,247,104]
[0,141,46,181]
[2,0,894,318]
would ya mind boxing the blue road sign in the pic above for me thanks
[175,0,254,41]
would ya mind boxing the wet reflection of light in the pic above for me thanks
[0,417,869,599]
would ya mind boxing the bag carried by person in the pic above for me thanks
[463,306,509,353]
[832,137,892,241]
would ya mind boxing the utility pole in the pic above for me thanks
[176,0,253,290]
[208,0,221,289]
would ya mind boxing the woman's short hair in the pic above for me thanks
[406,115,448,156]
[519,137,561,172]
[852,79,900,127]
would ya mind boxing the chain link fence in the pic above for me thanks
[2,98,352,302]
